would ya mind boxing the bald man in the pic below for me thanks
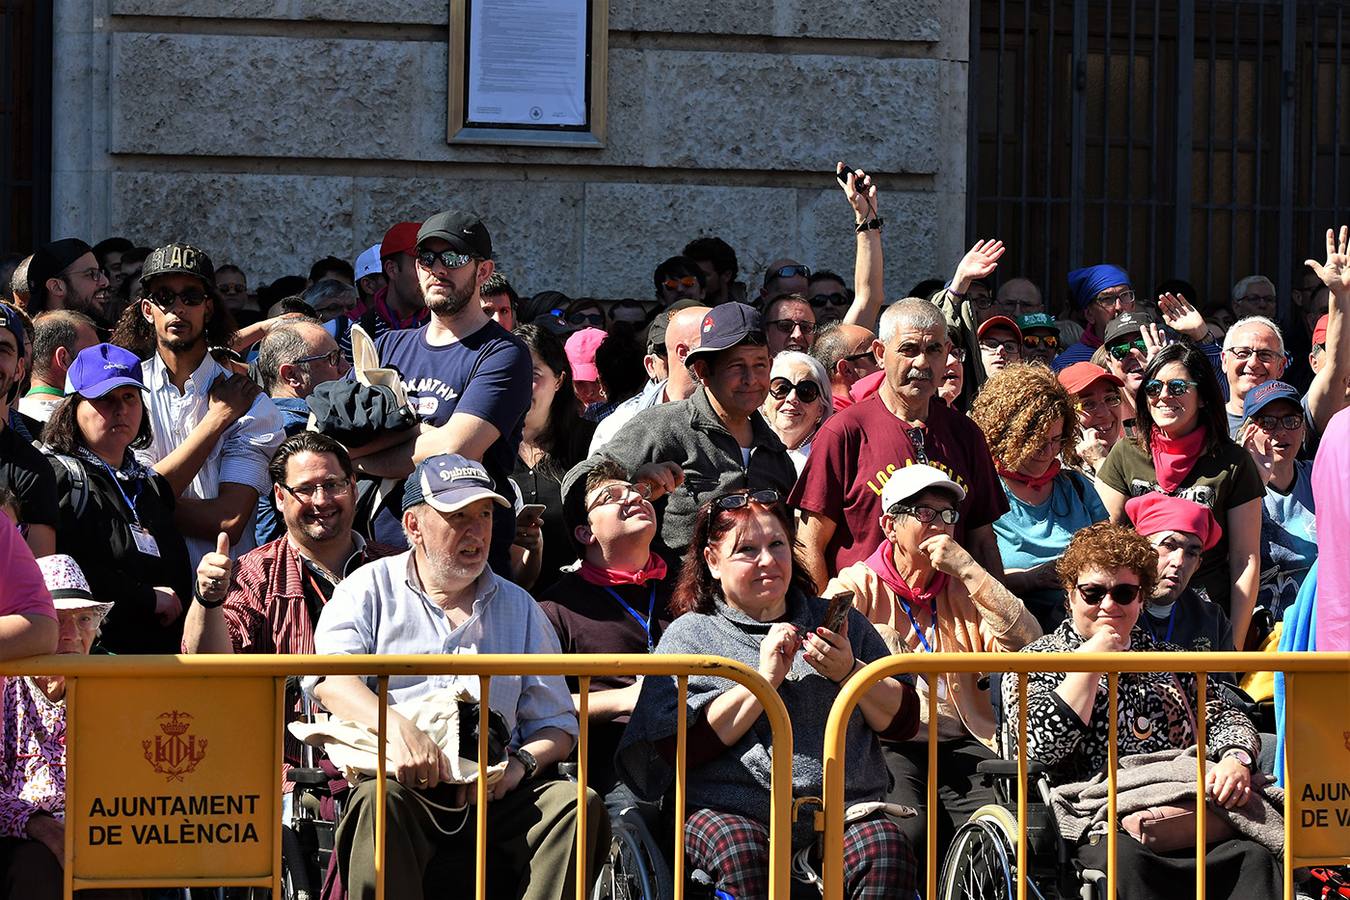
[588,304,709,454]
[813,321,881,411]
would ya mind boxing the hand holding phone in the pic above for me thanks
[516,504,546,527]
[822,591,853,634]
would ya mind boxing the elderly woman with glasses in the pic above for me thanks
[761,351,833,474]
[1005,523,1279,900]
[1095,344,1265,650]
[618,489,921,898]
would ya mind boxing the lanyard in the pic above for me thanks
[1147,603,1177,644]
[603,585,657,652]
[96,459,143,527]
[896,593,937,654]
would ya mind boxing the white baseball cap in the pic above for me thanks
[880,464,966,516]
[354,244,383,281]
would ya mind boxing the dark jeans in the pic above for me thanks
[1076,832,1281,900]
[884,736,998,884]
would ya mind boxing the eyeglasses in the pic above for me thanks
[568,311,605,327]
[978,338,1020,355]
[662,275,699,291]
[64,267,108,283]
[1022,334,1061,350]
[416,249,475,271]
[766,318,816,335]
[1075,582,1142,605]
[1144,378,1199,399]
[1108,338,1147,360]
[770,265,811,280]
[809,291,849,308]
[1238,294,1276,307]
[906,427,929,464]
[1253,413,1305,432]
[1092,290,1136,310]
[1226,346,1283,366]
[888,504,960,525]
[947,347,967,363]
[586,481,653,512]
[1075,393,1123,415]
[281,476,353,502]
[217,284,247,296]
[714,489,781,510]
[768,378,821,403]
[843,349,876,365]
[295,348,344,368]
[972,295,997,309]
[147,288,209,311]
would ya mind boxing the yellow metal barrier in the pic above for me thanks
[822,651,1350,900]
[0,653,795,900]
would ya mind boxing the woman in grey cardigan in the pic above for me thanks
[617,489,920,899]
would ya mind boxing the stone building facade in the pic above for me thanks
[52,0,970,300]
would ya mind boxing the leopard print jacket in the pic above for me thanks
[1001,620,1260,784]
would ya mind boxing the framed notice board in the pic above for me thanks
[448,0,608,147]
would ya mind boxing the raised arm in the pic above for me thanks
[1305,225,1350,434]
[838,163,885,331]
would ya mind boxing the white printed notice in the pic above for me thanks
[467,0,588,126]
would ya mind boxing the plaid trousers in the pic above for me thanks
[684,807,917,899]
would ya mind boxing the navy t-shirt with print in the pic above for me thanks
[370,320,532,572]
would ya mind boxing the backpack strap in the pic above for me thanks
[50,453,90,519]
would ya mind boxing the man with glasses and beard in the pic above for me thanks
[132,242,285,569]
[25,239,115,332]
[346,210,532,576]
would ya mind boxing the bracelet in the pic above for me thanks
[832,658,861,685]
[193,585,227,609]
[854,217,884,234]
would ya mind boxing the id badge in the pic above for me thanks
[131,525,161,558]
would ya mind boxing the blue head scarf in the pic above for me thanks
[1067,265,1131,309]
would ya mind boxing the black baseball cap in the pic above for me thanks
[646,298,703,352]
[683,302,766,368]
[1103,310,1157,345]
[417,210,493,260]
[140,243,215,289]
[27,239,93,305]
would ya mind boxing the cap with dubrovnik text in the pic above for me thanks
[402,453,510,513]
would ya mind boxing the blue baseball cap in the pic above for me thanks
[683,302,766,368]
[65,343,146,398]
[1241,379,1301,421]
[0,303,24,357]
[402,453,509,514]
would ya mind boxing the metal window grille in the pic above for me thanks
[968,0,1349,321]
[0,0,52,257]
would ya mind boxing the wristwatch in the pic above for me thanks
[1221,748,1253,768]
[511,747,539,781]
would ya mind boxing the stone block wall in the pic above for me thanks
[54,0,970,300]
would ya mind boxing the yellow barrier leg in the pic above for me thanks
[675,676,687,900]
[478,675,491,900]
[1017,672,1028,900]
[926,685,938,900]
[376,675,388,900]
[1107,672,1118,900]
[577,676,590,900]
[1195,671,1207,898]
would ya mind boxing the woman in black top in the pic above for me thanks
[512,325,595,592]
[41,344,191,653]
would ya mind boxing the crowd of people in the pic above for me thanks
[0,162,1345,900]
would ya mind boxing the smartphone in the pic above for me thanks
[517,504,546,526]
[835,164,856,188]
[822,591,854,633]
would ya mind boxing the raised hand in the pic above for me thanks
[1239,423,1275,486]
[1306,225,1350,296]
[1140,322,1173,364]
[195,532,234,604]
[836,162,879,222]
[1156,292,1208,341]
[951,239,1005,295]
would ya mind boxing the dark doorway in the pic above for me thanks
[1,0,52,258]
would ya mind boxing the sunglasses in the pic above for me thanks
[147,288,208,311]
[809,291,849,308]
[416,249,475,270]
[217,284,247,296]
[1252,413,1305,432]
[662,275,699,291]
[1108,338,1147,360]
[1075,582,1142,605]
[295,348,344,368]
[768,378,821,403]
[568,311,605,326]
[1022,333,1061,350]
[766,318,816,335]
[1144,378,1198,399]
[771,265,811,280]
[586,481,653,512]
[843,349,876,366]
[714,489,781,510]
[888,504,960,525]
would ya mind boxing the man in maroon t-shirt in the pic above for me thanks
[790,298,1008,587]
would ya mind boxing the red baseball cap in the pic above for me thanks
[976,315,1023,342]
[1057,361,1124,395]
[380,222,421,260]
[1312,314,1329,346]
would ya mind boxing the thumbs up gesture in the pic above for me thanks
[195,532,234,606]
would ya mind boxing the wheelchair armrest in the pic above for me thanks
[286,767,331,786]
[976,759,1048,778]
[558,761,579,781]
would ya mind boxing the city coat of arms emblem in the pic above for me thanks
[142,710,207,781]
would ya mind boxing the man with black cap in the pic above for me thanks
[347,210,532,576]
[0,302,58,556]
[596,301,796,567]
[25,238,114,329]
[133,242,285,570]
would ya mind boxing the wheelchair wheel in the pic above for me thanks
[594,807,674,900]
[938,804,1018,900]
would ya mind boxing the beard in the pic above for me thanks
[425,279,477,317]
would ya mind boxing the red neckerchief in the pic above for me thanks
[1080,326,1104,349]
[863,541,949,607]
[1150,424,1207,492]
[578,553,668,587]
[370,286,429,331]
[998,459,1061,490]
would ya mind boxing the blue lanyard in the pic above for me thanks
[1147,604,1177,644]
[96,459,143,527]
[603,585,658,652]
[896,593,937,654]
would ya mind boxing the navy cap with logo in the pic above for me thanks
[0,302,25,358]
[140,243,215,289]
[26,239,94,305]
[683,302,766,368]
[66,343,147,398]
[1241,379,1301,421]
[416,211,493,260]
[402,453,510,514]
[1103,310,1157,345]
